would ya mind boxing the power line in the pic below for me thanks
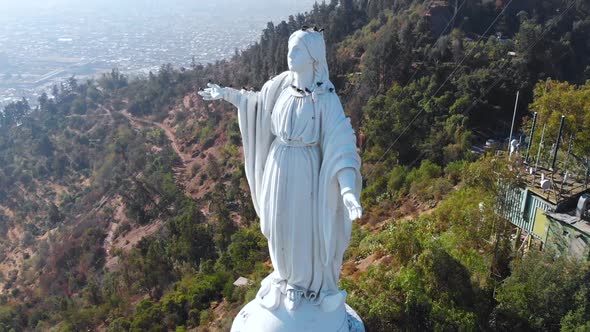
[457,0,577,123]
[365,0,516,178]
[364,0,577,180]
[404,0,469,85]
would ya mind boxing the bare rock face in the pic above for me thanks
[183,95,194,109]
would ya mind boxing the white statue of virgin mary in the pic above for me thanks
[199,28,364,332]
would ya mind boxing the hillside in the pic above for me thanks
[1,0,590,331]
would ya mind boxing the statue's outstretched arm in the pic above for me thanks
[198,83,257,108]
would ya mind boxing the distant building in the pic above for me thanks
[545,210,590,258]
[501,173,590,259]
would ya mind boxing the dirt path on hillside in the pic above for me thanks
[120,110,195,165]
[99,104,115,125]
[117,108,206,203]
[104,203,125,256]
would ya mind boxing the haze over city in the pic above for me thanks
[0,0,318,106]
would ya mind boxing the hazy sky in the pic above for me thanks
[0,0,318,18]
[0,0,320,105]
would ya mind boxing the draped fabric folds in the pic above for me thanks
[224,71,361,311]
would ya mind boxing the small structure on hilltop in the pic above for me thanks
[233,276,253,288]
[500,112,590,259]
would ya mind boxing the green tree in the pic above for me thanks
[225,225,269,275]
[47,203,63,227]
[135,239,174,299]
[494,251,590,330]
[167,200,216,266]
[527,80,590,159]
[1,98,29,127]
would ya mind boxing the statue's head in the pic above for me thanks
[288,27,330,86]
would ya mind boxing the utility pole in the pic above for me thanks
[559,133,574,200]
[562,133,574,176]
[550,115,565,171]
[524,112,537,164]
[534,123,547,172]
[508,90,520,156]
[586,158,590,189]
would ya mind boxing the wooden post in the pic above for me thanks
[514,227,522,251]
[527,234,532,250]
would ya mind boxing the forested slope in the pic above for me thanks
[1,0,590,331]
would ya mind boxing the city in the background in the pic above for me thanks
[0,0,317,107]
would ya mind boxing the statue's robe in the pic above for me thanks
[225,71,361,312]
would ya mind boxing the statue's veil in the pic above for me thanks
[288,29,335,92]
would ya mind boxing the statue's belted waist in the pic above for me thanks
[275,136,319,147]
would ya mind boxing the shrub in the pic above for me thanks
[444,160,467,184]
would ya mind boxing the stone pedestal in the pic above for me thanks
[231,297,365,332]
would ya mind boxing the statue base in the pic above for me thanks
[230,296,365,332]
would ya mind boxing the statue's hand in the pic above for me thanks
[342,192,363,220]
[198,83,225,101]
